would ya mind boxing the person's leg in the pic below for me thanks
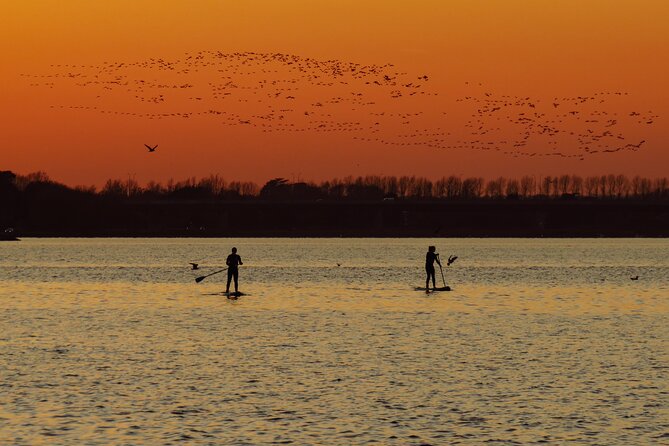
[425,266,430,290]
[226,270,232,292]
[431,268,436,289]
[233,270,239,292]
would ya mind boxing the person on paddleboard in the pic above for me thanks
[226,247,243,294]
[425,245,441,292]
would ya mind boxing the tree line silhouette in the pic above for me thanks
[2,170,669,202]
[2,170,668,237]
[76,173,669,201]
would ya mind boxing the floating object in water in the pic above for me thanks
[189,263,199,270]
[1,228,19,241]
[415,286,451,292]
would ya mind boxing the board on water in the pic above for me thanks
[225,291,246,299]
[414,286,451,292]
[202,291,247,298]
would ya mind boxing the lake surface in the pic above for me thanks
[1,238,668,445]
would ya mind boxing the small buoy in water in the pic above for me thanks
[631,276,639,280]
[189,263,199,270]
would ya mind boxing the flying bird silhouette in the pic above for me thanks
[144,144,158,152]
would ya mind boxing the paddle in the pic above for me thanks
[195,268,227,283]
[438,264,448,288]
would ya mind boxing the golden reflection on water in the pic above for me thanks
[2,281,667,316]
[0,239,668,444]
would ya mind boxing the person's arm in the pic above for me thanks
[238,256,243,266]
[226,256,231,266]
[436,253,442,266]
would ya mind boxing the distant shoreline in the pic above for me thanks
[4,171,669,238]
[5,200,669,238]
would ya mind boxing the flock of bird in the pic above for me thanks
[22,50,658,160]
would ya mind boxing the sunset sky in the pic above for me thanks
[2,0,667,187]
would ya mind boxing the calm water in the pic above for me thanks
[0,238,668,445]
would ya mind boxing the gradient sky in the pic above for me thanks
[1,0,667,187]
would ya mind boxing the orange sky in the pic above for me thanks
[1,0,668,187]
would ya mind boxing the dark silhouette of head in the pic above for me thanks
[428,245,436,252]
[232,247,237,253]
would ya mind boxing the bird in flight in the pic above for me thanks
[144,144,158,152]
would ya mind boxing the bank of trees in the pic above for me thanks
[100,175,259,200]
[99,173,663,200]
[2,170,669,203]
[272,174,668,200]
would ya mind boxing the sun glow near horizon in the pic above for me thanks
[1,1,668,187]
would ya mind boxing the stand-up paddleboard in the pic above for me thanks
[415,286,451,292]
[225,291,246,299]
[202,291,247,298]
